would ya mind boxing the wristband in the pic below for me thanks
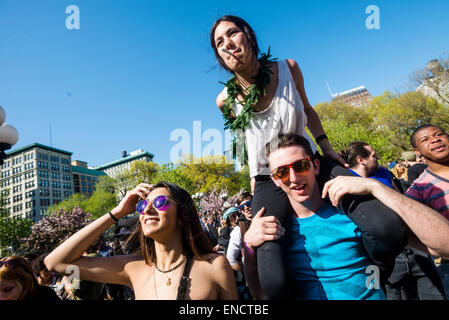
[109,211,119,222]
[243,242,254,256]
[315,134,328,144]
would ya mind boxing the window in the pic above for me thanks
[25,181,35,189]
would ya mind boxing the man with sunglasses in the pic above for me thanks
[226,192,254,300]
[242,133,449,300]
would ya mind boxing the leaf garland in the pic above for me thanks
[220,48,277,163]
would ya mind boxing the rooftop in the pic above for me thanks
[92,151,154,171]
[6,143,73,157]
[71,165,107,177]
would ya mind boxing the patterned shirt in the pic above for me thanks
[405,169,449,220]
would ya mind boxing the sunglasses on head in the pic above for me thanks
[239,200,251,210]
[0,259,21,269]
[271,158,311,181]
[136,195,173,214]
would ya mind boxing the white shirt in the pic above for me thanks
[226,226,242,266]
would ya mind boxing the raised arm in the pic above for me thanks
[44,183,153,286]
[322,176,449,258]
[287,59,348,168]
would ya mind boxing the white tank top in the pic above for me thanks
[232,59,317,178]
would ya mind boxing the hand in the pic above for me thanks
[321,176,378,206]
[111,183,153,218]
[322,148,349,168]
[243,207,285,249]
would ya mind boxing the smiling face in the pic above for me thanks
[413,126,449,164]
[269,146,320,204]
[0,279,22,300]
[138,187,181,240]
[213,21,254,72]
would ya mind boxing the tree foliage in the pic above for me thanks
[0,190,34,256]
[19,207,91,257]
[314,90,449,163]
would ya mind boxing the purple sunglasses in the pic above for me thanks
[136,195,172,214]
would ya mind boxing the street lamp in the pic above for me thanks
[0,106,19,165]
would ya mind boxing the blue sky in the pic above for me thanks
[1,0,448,167]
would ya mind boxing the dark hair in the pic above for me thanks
[237,192,252,204]
[126,181,214,266]
[410,124,448,148]
[266,133,315,159]
[210,15,259,73]
[339,141,370,168]
[226,212,238,226]
[0,256,39,300]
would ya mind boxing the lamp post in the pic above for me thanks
[0,106,19,165]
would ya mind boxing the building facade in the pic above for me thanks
[1,143,74,221]
[331,85,373,107]
[92,149,154,178]
[71,160,107,195]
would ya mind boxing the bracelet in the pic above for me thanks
[315,134,328,144]
[108,211,119,222]
[243,242,254,256]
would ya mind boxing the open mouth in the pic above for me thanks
[144,217,159,225]
[432,145,447,152]
[291,184,306,194]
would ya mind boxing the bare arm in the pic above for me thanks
[322,176,449,258]
[44,183,153,286]
[212,254,239,300]
[287,59,348,167]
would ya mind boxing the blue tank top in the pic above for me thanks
[287,203,386,300]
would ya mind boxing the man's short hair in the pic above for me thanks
[237,192,252,204]
[410,124,448,148]
[266,133,315,159]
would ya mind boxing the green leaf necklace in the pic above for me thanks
[220,48,277,163]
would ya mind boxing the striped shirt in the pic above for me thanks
[405,169,449,220]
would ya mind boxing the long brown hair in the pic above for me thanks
[210,15,259,73]
[126,181,214,265]
[0,256,38,300]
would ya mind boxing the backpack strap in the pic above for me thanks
[176,254,194,300]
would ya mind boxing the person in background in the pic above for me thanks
[0,256,60,301]
[226,193,254,300]
[406,124,449,297]
[218,207,239,255]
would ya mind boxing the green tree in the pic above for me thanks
[0,190,34,256]
[320,117,398,165]
[47,193,89,215]
[366,91,449,150]
[178,155,244,195]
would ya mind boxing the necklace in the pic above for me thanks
[220,48,277,163]
[154,255,187,286]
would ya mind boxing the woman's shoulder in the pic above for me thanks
[216,87,228,111]
[194,253,229,267]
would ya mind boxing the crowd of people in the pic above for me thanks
[1,15,449,301]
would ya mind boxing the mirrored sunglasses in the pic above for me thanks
[0,259,21,269]
[136,195,172,214]
[271,158,311,181]
[239,200,251,210]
